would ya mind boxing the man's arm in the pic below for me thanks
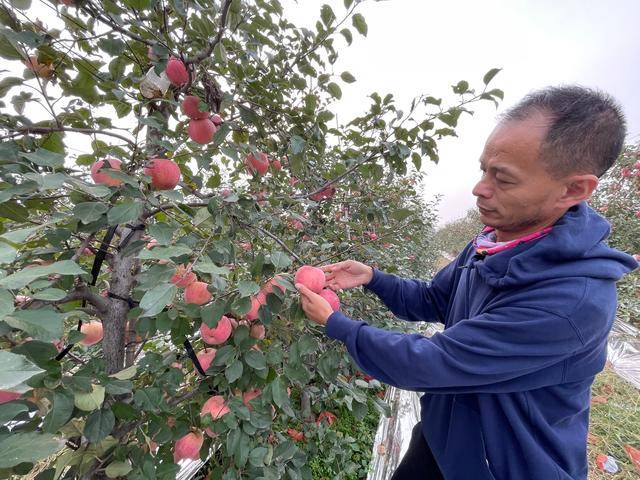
[363,256,460,324]
[325,304,586,394]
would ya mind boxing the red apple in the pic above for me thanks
[316,411,337,426]
[144,158,181,190]
[188,118,217,144]
[294,265,326,293]
[171,264,197,288]
[24,55,54,78]
[173,431,203,463]
[0,390,22,404]
[80,321,103,346]
[272,158,282,171]
[196,349,217,372]
[245,292,266,322]
[245,152,269,175]
[184,281,212,305]
[181,95,209,119]
[200,316,233,345]
[90,158,123,187]
[165,57,189,87]
[250,323,265,340]
[211,114,223,126]
[319,288,340,312]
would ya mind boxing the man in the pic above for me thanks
[296,85,639,480]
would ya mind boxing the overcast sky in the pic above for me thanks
[285,0,640,228]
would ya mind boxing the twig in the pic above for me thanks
[185,0,233,65]
[4,126,135,148]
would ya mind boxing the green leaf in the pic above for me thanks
[244,350,266,370]
[237,281,260,298]
[109,365,137,380]
[9,0,32,9]
[193,259,230,276]
[43,390,74,434]
[320,4,336,26]
[391,208,414,221]
[137,245,192,260]
[290,135,306,156]
[0,224,45,244]
[344,0,354,8]
[483,67,502,85]
[340,71,356,83]
[74,384,105,411]
[97,38,127,56]
[352,13,368,36]
[0,402,28,424]
[327,82,342,99]
[0,77,23,97]
[225,359,243,383]
[32,288,67,301]
[139,283,177,317]
[5,308,64,341]
[84,408,115,443]
[106,461,132,478]
[73,202,108,224]
[107,202,143,225]
[20,148,65,168]
[0,260,86,289]
[148,222,176,246]
[0,289,14,320]
[452,80,469,94]
[0,432,64,468]
[340,28,353,45]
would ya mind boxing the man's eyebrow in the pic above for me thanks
[478,160,518,176]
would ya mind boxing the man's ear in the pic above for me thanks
[557,174,599,208]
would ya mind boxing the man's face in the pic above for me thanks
[471,111,594,241]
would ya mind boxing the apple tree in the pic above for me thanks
[0,0,503,478]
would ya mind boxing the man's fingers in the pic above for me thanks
[321,261,346,273]
[295,283,314,300]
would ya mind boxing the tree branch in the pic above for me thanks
[238,221,303,264]
[185,0,233,65]
[4,126,136,148]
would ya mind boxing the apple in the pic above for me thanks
[165,57,189,86]
[271,158,282,171]
[24,55,54,78]
[261,275,286,296]
[80,321,103,346]
[242,389,261,411]
[184,281,212,305]
[290,219,304,231]
[319,288,340,311]
[250,323,265,340]
[245,292,266,322]
[196,349,217,372]
[181,95,209,120]
[144,158,181,190]
[188,118,217,144]
[294,265,326,293]
[211,114,223,126]
[245,152,269,175]
[171,264,197,288]
[173,431,203,463]
[200,395,230,437]
[310,185,336,201]
[200,316,232,345]
[0,390,22,404]
[90,158,123,187]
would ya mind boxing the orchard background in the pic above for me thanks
[0,0,504,478]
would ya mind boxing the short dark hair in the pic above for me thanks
[498,85,627,179]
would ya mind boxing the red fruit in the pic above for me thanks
[181,95,209,120]
[242,389,261,411]
[245,292,267,322]
[200,316,232,345]
[621,167,632,178]
[146,238,158,249]
[310,185,336,201]
[319,288,340,312]
[636,211,640,219]
[294,265,326,294]
[250,323,265,340]
[171,264,197,288]
[245,152,269,175]
[188,118,217,144]
[290,176,300,187]
[144,158,181,190]
[383,242,392,249]
[200,395,230,421]
[173,431,204,463]
[211,114,223,126]
[287,428,304,442]
[184,281,212,305]
[367,232,379,241]
[272,158,282,171]
[240,242,252,252]
[80,321,103,346]
[316,411,337,426]
[0,390,21,404]
[635,161,640,170]
[220,188,232,197]
[24,55,54,78]
[81,248,94,256]
[165,57,189,86]
[196,349,217,372]
[90,158,123,187]
[261,275,286,295]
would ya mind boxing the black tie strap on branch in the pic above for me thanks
[118,223,146,252]
[107,291,140,308]
[184,338,207,377]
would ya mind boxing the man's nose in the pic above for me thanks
[472,177,492,198]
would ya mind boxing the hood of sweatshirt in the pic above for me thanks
[473,201,639,289]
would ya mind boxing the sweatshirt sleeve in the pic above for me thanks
[325,305,585,394]
[363,258,459,324]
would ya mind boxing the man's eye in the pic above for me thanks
[496,178,511,184]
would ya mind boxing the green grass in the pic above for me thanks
[588,366,640,479]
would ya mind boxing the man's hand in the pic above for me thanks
[296,283,334,326]
[322,260,374,290]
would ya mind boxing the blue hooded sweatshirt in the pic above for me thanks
[326,201,638,480]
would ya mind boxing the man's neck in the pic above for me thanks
[494,215,564,243]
